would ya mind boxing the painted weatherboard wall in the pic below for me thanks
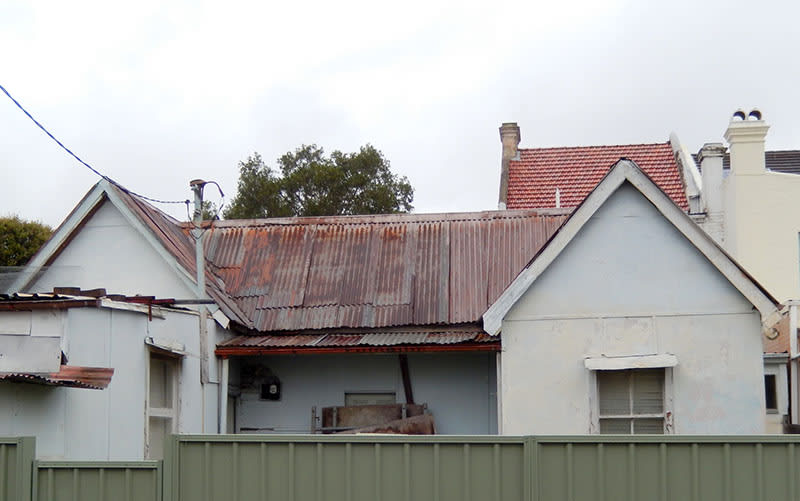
[501,183,765,435]
[234,352,497,435]
[29,201,197,301]
[0,306,215,460]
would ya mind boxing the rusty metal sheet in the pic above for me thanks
[0,365,114,390]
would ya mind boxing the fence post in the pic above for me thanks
[16,437,35,501]
[526,436,538,501]
[162,434,178,501]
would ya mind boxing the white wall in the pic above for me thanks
[30,201,196,301]
[235,353,497,435]
[0,305,212,459]
[501,183,765,435]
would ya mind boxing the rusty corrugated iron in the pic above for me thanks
[199,210,568,332]
[104,186,570,333]
[217,324,498,354]
[0,365,114,390]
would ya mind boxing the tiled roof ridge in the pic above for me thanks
[518,141,670,153]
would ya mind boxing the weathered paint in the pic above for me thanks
[0,306,212,460]
[234,353,497,435]
[501,183,765,434]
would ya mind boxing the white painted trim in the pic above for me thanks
[100,299,166,319]
[483,160,779,336]
[212,309,230,329]
[584,354,678,371]
[145,337,186,357]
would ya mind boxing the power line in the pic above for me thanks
[0,84,189,206]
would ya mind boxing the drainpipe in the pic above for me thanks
[790,303,799,425]
[190,179,210,387]
[219,357,229,433]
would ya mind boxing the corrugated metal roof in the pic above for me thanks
[0,365,114,390]
[692,150,800,175]
[218,325,496,351]
[105,186,569,333]
[201,210,568,332]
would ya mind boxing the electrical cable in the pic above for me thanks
[0,83,189,206]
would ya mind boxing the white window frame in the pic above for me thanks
[145,350,180,458]
[589,367,674,434]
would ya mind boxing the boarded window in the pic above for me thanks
[598,369,664,434]
[344,392,396,406]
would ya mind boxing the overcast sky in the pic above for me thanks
[2,0,799,227]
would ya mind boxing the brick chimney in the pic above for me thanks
[724,109,769,176]
[498,122,521,209]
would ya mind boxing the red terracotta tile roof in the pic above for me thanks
[506,143,689,211]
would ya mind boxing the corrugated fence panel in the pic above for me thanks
[168,436,527,501]
[34,461,161,501]
[532,437,800,501]
[0,437,34,501]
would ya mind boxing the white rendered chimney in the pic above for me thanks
[724,109,769,176]
[696,143,726,243]
[697,143,725,214]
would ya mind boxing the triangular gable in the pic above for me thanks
[11,180,198,295]
[12,180,253,328]
[483,159,780,336]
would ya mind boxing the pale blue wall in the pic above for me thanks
[502,182,765,434]
[235,352,497,435]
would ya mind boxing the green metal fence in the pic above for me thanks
[8,435,800,501]
[33,461,161,501]
[0,437,34,501]
[164,435,528,501]
[165,435,800,501]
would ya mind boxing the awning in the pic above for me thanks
[216,325,500,356]
[584,354,678,371]
[0,365,114,390]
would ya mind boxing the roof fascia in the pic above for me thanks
[483,160,779,336]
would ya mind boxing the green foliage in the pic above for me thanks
[0,216,52,266]
[223,145,414,219]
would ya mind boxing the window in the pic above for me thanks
[147,353,179,458]
[765,374,778,413]
[598,369,665,434]
[344,392,396,406]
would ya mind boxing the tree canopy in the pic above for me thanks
[0,216,52,266]
[223,144,414,219]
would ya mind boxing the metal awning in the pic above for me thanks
[0,365,114,390]
[216,325,500,356]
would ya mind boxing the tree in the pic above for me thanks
[223,145,414,219]
[0,216,52,266]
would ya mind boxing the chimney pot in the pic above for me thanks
[724,108,769,176]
